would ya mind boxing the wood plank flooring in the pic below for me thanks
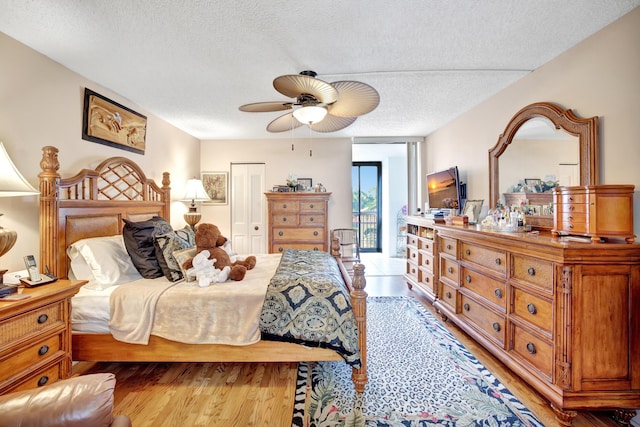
[73,274,628,427]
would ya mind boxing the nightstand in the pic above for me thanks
[0,280,85,394]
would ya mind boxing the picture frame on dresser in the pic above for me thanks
[461,199,483,224]
[297,178,312,191]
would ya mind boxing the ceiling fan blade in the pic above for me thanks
[327,81,380,117]
[309,114,357,133]
[273,74,338,104]
[239,101,294,112]
[266,112,304,133]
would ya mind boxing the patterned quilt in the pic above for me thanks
[259,249,361,368]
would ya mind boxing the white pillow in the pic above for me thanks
[68,235,143,290]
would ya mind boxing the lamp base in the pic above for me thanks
[0,227,17,259]
[184,212,202,230]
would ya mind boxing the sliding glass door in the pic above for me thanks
[352,162,381,252]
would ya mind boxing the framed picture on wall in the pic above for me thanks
[201,172,228,205]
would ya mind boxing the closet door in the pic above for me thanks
[231,163,266,253]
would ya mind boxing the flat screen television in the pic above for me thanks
[426,166,462,213]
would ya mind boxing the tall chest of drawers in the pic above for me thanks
[405,221,438,302]
[404,217,640,425]
[266,192,331,253]
[0,280,84,395]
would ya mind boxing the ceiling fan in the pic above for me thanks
[239,70,380,133]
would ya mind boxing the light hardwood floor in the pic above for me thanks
[73,273,629,427]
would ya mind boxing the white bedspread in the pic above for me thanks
[101,253,282,345]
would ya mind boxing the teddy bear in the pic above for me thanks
[186,250,231,287]
[182,223,256,281]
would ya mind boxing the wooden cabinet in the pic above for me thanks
[0,280,84,395]
[266,192,331,253]
[552,185,635,243]
[404,220,438,302]
[405,216,640,424]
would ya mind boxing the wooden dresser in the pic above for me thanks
[265,192,331,253]
[0,280,84,395]
[405,216,640,425]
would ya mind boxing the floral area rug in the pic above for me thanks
[291,296,544,427]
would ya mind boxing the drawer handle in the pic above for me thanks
[465,274,471,283]
[527,267,536,276]
[463,303,470,312]
[492,322,501,332]
[310,204,314,208]
[527,303,537,315]
[495,258,501,265]
[568,215,574,220]
[569,205,575,211]
[37,376,49,387]
[411,268,416,274]
[278,231,284,236]
[568,196,574,202]
[283,204,287,208]
[38,345,49,356]
[278,247,283,252]
[447,244,452,250]
[309,217,314,222]
[445,291,452,299]
[569,224,574,229]
[425,277,430,283]
[282,217,287,222]
[37,314,49,324]
[526,342,537,355]
[313,231,318,236]
[424,259,429,265]
[412,252,416,258]
[313,247,319,251]
[494,288,503,299]
[465,249,471,256]
[448,267,454,274]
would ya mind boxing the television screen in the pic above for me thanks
[426,166,461,212]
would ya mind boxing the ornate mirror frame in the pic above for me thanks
[488,101,599,210]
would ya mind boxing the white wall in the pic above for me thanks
[0,33,201,272]
[424,7,640,236]
[199,138,353,240]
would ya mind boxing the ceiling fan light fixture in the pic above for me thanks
[292,105,328,125]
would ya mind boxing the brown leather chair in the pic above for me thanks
[0,373,131,427]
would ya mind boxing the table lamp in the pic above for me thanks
[182,178,211,229]
[0,142,39,283]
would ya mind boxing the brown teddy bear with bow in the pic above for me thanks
[183,223,256,281]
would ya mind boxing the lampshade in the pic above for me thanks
[182,178,210,203]
[182,178,211,229]
[0,142,39,197]
[293,105,328,125]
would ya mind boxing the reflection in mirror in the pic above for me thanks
[499,117,580,194]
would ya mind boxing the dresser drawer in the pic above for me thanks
[407,246,419,265]
[419,238,434,254]
[555,203,588,214]
[300,214,324,226]
[511,255,553,291]
[407,235,418,247]
[418,268,436,294]
[272,243,325,253]
[461,267,506,310]
[299,201,325,212]
[0,302,64,349]
[511,325,552,379]
[439,236,457,257]
[271,200,300,213]
[556,192,587,204]
[272,214,299,226]
[512,288,553,334]
[439,281,459,313]
[460,242,506,276]
[419,252,434,273]
[440,257,459,284]
[272,227,324,241]
[0,333,62,382]
[460,295,505,348]
[556,216,588,234]
[406,261,419,280]
[2,360,64,394]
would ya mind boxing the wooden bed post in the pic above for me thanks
[38,146,61,277]
[161,172,171,221]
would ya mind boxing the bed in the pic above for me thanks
[38,145,368,392]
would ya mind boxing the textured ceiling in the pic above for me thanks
[1,1,639,140]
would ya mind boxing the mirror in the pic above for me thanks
[489,102,599,228]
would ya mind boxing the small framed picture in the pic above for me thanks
[201,172,228,205]
[462,199,484,224]
[524,178,542,186]
[297,178,312,191]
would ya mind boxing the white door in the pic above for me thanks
[231,163,266,254]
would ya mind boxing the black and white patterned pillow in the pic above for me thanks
[122,216,173,278]
[154,226,196,281]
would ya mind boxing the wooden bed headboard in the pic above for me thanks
[39,146,171,278]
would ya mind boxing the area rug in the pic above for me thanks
[291,296,544,427]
